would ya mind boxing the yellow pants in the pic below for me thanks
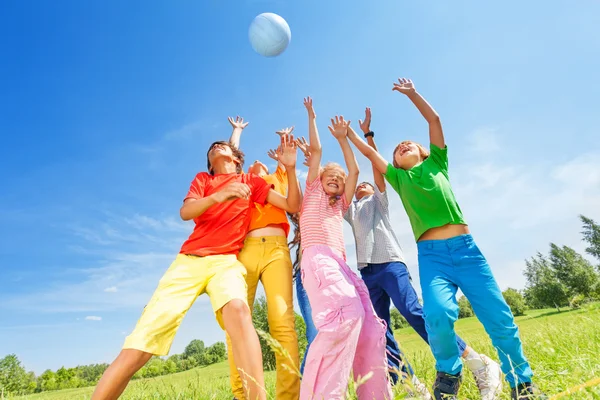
[227,236,300,400]
[124,254,248,356]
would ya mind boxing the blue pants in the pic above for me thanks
[295,273,317,374]
[360,261,468,384]
[418,234,533,387]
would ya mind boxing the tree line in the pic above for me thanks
[0,339,226,396]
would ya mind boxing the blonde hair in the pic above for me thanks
[320,162,347,206]
[392,141,429,168]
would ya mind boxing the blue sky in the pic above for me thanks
[1,0,599,374]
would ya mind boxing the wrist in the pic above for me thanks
[284,163,296,171]
[364,131,374,138]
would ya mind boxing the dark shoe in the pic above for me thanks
[511,382,548,399]
[432,371,462,400]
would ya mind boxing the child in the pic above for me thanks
[299,97,392,400]
[225,118,300,400]
[346,107,502,399]
[91,136,301,400]
[347,78,546,400]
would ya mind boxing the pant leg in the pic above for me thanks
[360,265,407,385]
[379,261,469,356]
[453,235,533,387]
[417,242,463,376]
[299,245,365,400]
[295,272,317,375]
[226,241,262,400]
[260,237,300,400]
[350,267,393,400]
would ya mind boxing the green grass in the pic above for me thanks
[12,304,600,399]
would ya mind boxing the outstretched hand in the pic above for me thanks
[276,126,295,137]
[328,116,351,139]
[392,78,416,95]
[227,116,249,130]
[277,134,297,169]
[303,97,316,119]
[359,107,372,134]
[267,147,280,162]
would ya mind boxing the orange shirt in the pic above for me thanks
[179,172,272,257]
[248,166,290,236]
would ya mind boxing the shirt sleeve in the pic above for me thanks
[275,165,288,186]
[183,173,205,202]
[429,143,449,172]
[384,163,403,194]
[343,202,355,224]
[249,175,273,205]
[373,184,389,213]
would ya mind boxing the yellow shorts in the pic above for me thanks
[123,253,248,356]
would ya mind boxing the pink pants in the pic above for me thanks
[300,245,392,400]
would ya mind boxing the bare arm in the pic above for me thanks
[329,116,359,204]
[393,78,445,149]
[180,183,251,221]
[304,97,322,183]
[265,134,302,213]
[359,107,385,192]
[347,126,389,175]
[227,116,249,148]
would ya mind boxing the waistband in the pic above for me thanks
[243,235,288,245]
[417,234,474,250]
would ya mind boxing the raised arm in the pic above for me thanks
[393,78,444,149]
[265,134,302,213]
[359,107,385,192]
[329,116,359,205]
[347,125,389,175]
[304,97,322,183]
[227,116,249,149]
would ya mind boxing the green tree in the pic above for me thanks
[502,288,527,316]
[549,243,598,297]
[523,252,569,309]
[38,370,58,392]
[390,308,408,330]
[0,354,28,395]
[183,339,205,360]
[252,296,276,371]
[581,215,600,263]
[206,342,226,363]
[458,296,473,318]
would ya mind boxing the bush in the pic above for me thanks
[458,296,473,318]
[502,288,527,316]
[569,293,586,309]
[390,308,408,330]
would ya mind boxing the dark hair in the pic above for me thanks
[357,182,374,189]
[287,212,301,279]
[206,141,245,174]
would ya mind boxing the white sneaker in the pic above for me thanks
[404,375,433,400]
[472,354,503,400]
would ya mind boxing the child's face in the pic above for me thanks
[321,169,345,197]
[247,160,268,177]
[394,141,422,170]
[355,182,374,200]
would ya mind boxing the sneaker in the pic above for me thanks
[404,375,433,399]
[472,354,503,399]
[432,372,462,400]
[511,382,548,399]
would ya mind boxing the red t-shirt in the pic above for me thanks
[179,172,272,256]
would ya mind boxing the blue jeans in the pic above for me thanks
[418,234,533,387]
[360,261,468,384]
[295,272,317,374]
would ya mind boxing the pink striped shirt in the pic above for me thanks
[300,177,350,259]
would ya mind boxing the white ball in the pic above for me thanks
[248,13,291,57]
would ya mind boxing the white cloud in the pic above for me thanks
[104,286,118,293]
[85,316,102,321]
[466,127,501,154]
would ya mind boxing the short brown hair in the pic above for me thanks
[206,141,245,174]
[392,141,429,168]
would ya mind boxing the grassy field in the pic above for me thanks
[12,304,600,399]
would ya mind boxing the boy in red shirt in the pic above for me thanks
[91,136,301,400]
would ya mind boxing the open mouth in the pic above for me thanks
[327,182,339,190]
[400,147,410,155]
